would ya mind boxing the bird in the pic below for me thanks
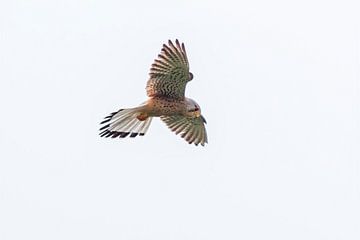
[99,39,208,146]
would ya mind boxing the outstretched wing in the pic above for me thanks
[160,115,208,146]
[146,39,191,100]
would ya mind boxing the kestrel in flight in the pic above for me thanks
[99,39,207,146]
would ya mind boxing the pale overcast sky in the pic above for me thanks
[0,0,359,240]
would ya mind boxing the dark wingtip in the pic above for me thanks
[105,131,113,138]
[100,130,109,137]
[139,133,145,136]
[100,130,134,139]
[201,115,207,124]
[111,132,121,138]
[99,124,110,131]
[100,109,122,125]
[120,132,130,138]
[100,119,110,124]
[168,39,176,48]
[130,132,138,138]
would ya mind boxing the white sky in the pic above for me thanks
[0,0,359,239]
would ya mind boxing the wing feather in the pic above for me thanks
[146,39,191,100]
[160,115,208,146]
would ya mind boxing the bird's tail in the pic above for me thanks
[99,106,152,138]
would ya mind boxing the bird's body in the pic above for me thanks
[141,97,187,117]
[137,97,200,118]
[100,39,207,146]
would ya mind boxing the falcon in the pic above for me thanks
[99,39,208,146]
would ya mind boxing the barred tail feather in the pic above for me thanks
[99,108,152,139]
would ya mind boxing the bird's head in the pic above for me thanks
[185,98,201,118]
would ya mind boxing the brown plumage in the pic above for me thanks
[99,39,207,146]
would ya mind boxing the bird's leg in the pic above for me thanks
[136,112,148,121]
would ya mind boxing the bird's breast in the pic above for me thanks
[146,97,186,116]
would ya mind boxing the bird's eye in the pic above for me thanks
[188,105,199,112]
[189,72,193,80]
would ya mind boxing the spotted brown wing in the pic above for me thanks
[160,115,208,146]
[146,39,191,100]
